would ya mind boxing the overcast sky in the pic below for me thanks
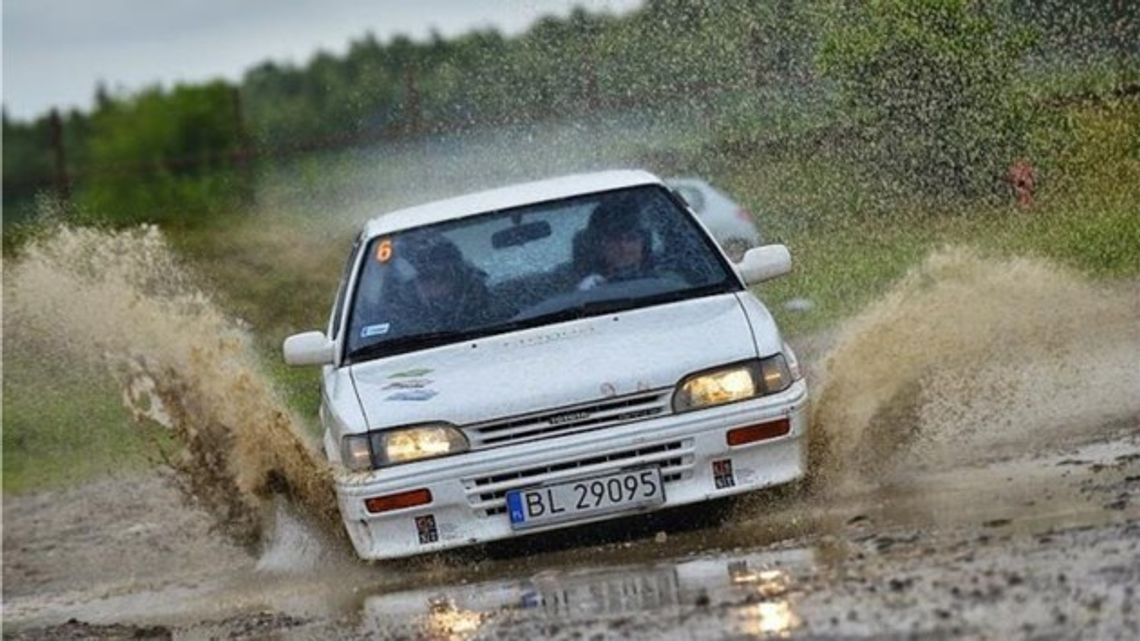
[2,0,643,120]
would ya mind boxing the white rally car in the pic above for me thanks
[284,170,808,560]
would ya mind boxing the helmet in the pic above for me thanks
[586,192,646,240]
[404,233,468,281]
[575,193,652,279]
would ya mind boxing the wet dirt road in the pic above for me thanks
[4,420,1139,640]
[6,242,1140,639]
[5,337,1140,640]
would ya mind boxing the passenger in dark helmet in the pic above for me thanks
[398,234,495,331]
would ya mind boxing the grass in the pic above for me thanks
[720,99,1140,337]
[2,354,170,493]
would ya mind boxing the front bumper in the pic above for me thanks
[335,379,808,560]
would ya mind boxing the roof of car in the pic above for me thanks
[362,169,662,238]
[663,177,711,188]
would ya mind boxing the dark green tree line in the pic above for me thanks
[3,0,1134,226]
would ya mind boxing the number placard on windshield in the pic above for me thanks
[506,468,665,530]
[375,238,393,263]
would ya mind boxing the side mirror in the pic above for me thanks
[736,244,791,285]
[283,331,335,366]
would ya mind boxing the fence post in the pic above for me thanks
[49,109,70,202]
[581,49,600,112]
[1111,0,1131,92]
[403,67,422,135]
[231,86,255,206]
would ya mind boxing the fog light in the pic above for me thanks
[726,418,791,446]
[364,488,433,513]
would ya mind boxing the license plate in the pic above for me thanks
[506,468,665,530]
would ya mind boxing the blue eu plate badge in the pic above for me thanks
[506,492,525,524]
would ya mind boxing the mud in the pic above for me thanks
[4,236,1140,639]
[4,225,341,545]
[5,418,1139,639]
[811,247,1140,484]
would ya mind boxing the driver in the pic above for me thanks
[576,198,655,290]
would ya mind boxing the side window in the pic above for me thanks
[329,239,362,339]
[674,186,705,212]
[649,188,724,285]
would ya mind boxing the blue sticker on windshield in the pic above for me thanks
[361,323,390,338]
[385,389,438,402]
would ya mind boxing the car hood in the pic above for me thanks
[348,292,765,431]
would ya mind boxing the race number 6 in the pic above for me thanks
[376,239,393,263]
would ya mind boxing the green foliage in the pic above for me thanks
[2,353,167,493]
[1016,98,1140,277]
[3,114,55,211]
[77,81,246,225]
[234,1,833,145]
[2,109,90,223]
[718,96,1140,336]
[1,0,1133,233]
[818,0,1035,198]
[1012,0,1140,72]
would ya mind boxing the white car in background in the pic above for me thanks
[666,177,762,261]
[284,170,808,560]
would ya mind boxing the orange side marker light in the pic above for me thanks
[364,488,432,513]
[726,418,791,446]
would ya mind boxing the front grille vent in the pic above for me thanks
[466,389,671,449]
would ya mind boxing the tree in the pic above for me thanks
[819,0,1034,198]
[81,81,244,224]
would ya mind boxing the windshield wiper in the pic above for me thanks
[513,284,735,327]
[513,292,683,326]
[574,284,735,316]
[347,329,479,363]
[348,284,736,364]
[572,296,643,316]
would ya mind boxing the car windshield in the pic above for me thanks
[343,184,738,362]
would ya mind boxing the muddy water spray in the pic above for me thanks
[5,225,340,545]
[810,247,1140,486]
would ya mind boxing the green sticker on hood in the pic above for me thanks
[388,368,433,378]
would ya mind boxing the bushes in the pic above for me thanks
[78,82,247,226]
[818,0,1035,198]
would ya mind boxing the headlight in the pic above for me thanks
[341,424,468,471]
[673,355,793,412]
[375,425,468,465]
[342,434,374,471]
[783,342,803,381]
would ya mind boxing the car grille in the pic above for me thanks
[464,389,672,449]
[463,439,695,517]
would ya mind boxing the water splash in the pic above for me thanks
[255,497,356,573]
[4,224,340,545]
[810,247,1140,486]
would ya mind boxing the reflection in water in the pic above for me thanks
[421,597,487,641]
[740,600,802,637]
[359,550,809,639]
[728,563,790,598]
[727,566,801,637]
[519,568,681,617]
